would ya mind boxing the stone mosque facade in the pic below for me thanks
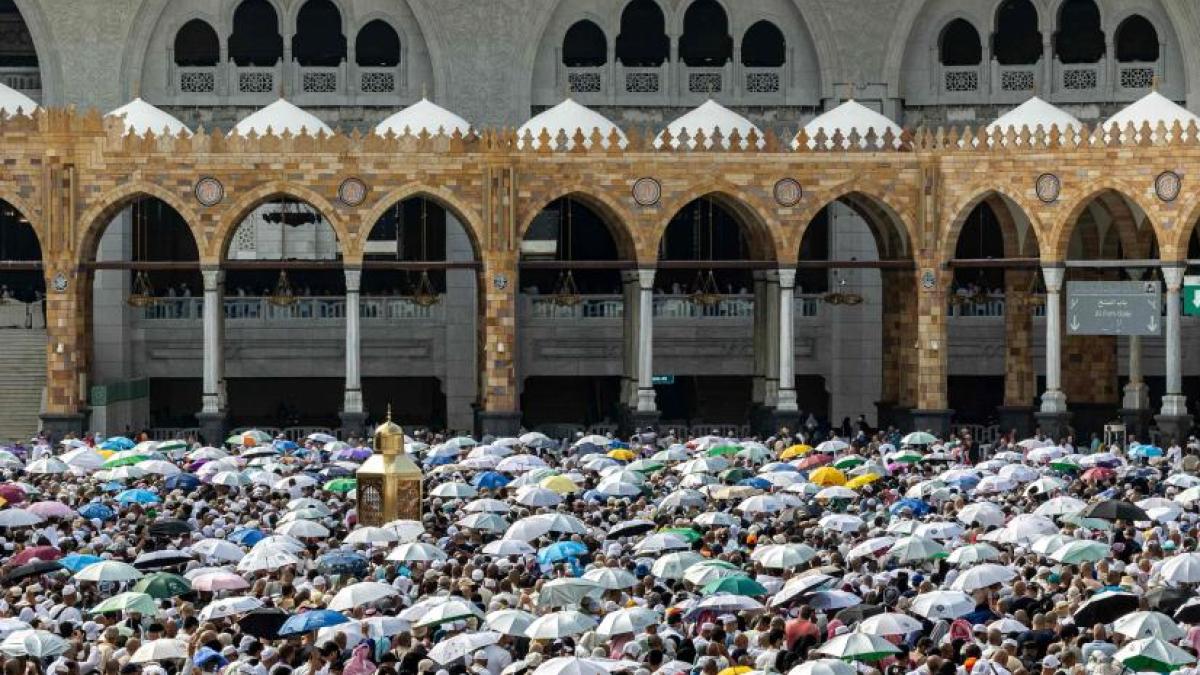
[0,0,1195,443]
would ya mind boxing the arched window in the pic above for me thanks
[174,19,219,67]
[356,20,400,67]
[292,0,346,67]
[1116,15,1159,62]
[940,19,982,66]
[615,0,668,67]
[1055,0,1104,64]
[0,1,36,68]
[992,0,1041,65]
[741,20,785,67]
[562,20,607,67]
[679,0,732,67]
[229,0,282,66]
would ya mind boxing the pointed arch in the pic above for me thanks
[941,187,1045,263]
[360,184,484,263]
[654,182,781,265]
[790,183,917,262]
[77,182,203,266]
[215,182,346,261]
[517,186,637,262]
[1049,185,1159,261]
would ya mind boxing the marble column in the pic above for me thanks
[635,269,657,415]
[1035,265,1070,438]
[1156,266,1193,439]
[776,269,798,412]
[197,267,227,444]
[340,268,366,435]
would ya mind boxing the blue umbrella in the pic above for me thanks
[737,477,771,490]
[472,472,510,490]
[228,528,265,546]
[1135,445,1163,459]
[572,443,603,456]
[889,498,931,517]
[537,541,588,564]
[609,441,629,450]
[278,609,349,636]
[77,503,114,521]
[98,437,135,451]
[116,489,161,505]
[59,553,104,572]
[316,551,369,577]
[164,474,201,491]
[945,474,980,490]
[273,440,299,452]
[193,647,228,669]
[101,481,126,492]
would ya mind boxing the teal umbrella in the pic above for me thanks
[701,576,767,597]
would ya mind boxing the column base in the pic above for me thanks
[910,409,954,437]
[1154,414,1194,445]
[339,411,368,440]
[1034,410,1073,441]
[996,406,1035,439]
[195,411,228,447]
[39,412,84,442]
[770,409,802,438]
[622,408,661,438]
[476,411,522,439]
[1118,408,1153,439]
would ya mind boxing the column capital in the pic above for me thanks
[201,268,223,290]
[620,269,640,284]
[344,268,362,292]
[637,268,655,290]
[1041,265,1065,292]
[777,268,797,289]
[1161,264,1185,290]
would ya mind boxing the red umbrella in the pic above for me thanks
[9,545,62,566]
[796,454,832,470]
[1081,467,1116,482]
[0,485,26,504]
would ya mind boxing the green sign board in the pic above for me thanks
[652,375,675,385]
[1186,276,1200,317]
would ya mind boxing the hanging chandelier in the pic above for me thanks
[823,275,863,306]
[126,199,157,307]
[408,198,442,307]
[688,198,722,307]
[550,198,582,307]
[268,270,297,306]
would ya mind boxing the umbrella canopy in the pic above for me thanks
[130,639,189,664]
[74,560,144,583]
[1113,611,1186,641]
[813,632,901,661]
[327,581,400,611]
[1082,499,1149,521]
[0,630,69,658]
[90,592,157,615]
[237,608,290,639]
[1114,637,1196,673]
[133,572,192,599]
[858,612,924,636]
[525,610,597,639]
[486,609,537,636]
[1074,591,1140,627]
[910,591,975,620]
[278,610,349,636]
[429,631,501,665]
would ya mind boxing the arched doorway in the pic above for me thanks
[615,0,668,67]
[796,194,912,435]
[940,19,982,67]
[518,195,632,432]
[222,197,344,430]
[655,195,771,431]
[1054,0,1104,65]
[292,0,346,67]
[679,0,732,67]
[229,0,283,67]
[87,197,201,437]
[0,198,44,442]
[993,0,1042,66]
[363,195,479,432]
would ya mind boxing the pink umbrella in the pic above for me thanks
[190,571,250,592]
[25,502,74,519]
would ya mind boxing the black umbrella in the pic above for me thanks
[1073,591,1139,626]
[1081,500,1149,522]
[133,549,195,570]
[608,520,656,538]
[238,608,289,639]
[1147,586,1192,615]
[835,603,885,624]
[0,559,62,583]
[1175,600,1200,624]
[148,519,193,538]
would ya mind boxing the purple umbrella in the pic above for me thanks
[0,485,26,504]
[25,502,73,519]
[332,448,371,462]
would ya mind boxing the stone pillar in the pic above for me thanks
[751,271,767,405]
[340,268,366,436]
[911,268,953,436]
[1119,334,1151,435]
[619,270,639,409]
[1035,265,1071,439]
[763,271,780,408]
[1156,265,1193,441]
[632,268,659,429]
[877,269,904,429]
[196,267,226,445]
[772,269,800,432]
[40,269,86,440]
[477,252,521,437]
[998,270,1035,437]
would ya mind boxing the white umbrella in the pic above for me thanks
[956,502,1005,528]
[819,514,864,534]
[465,498,510,513]
[0,619,30,640]
[538,578,604,608]
[658,489,706,511]
[0,630,68,658]
[858,612,924,636]
[914,521,964,541]
[694,512,739,527]
[769,574,836,607]
[813,632,900,660]
[848,536,896,561]
[496,454,549,473]
[136,460,181,476]
[237,548,300,573]
[388,542,448,562]
[787,660,857,675]
[486,609,537,636]
[1034,496,1087,517]
[328,581,400,611]
[515,486,563,507]
[61,448,105,470]
[752,544,817,569]
[950,564,1016,592]
[806,590,863,610]
[651,551,705,580]
[736,495,785,514]
[251,534,304,553]
[1113,637,1196,671]
[946,543,1001,566]
[191,538,245,562]
[633,533,690,555]
[457,512,508,533]
[344,526,400,546]
[505,513,587,541]
[26,458,69,474]
[583,567,638,590]
[1113,611,1186,641]
[74,560,143,583]
[687,593,764,615]
[429,631,501,665]
[1158,552,1200,585]
[596,607,659,636]
[0,509,43,528]
[412,598,485,628]
[130,638,189,663]
[430,482,477,499]
[910,590,975,619]
[275,519,329,538]
[532,657,609,675]
[525,610,597,639]
[385,519,426,542]
[197,596,263,621]
[482,539,536,557]
[887,536,946,562]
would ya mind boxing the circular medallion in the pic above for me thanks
[1035,173,1060,204]
[920,269,936,291]
[773,178,803,207]
[51,272,68,293]
[631,178,661,207]
[493,273,508,290]
[338,177,368,207]
[194,177,224,207]
[1155,170,1181,202]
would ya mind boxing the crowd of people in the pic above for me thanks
[0,425,1199,675]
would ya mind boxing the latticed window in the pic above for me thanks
[239,72,274,93]
[745,72,780,93]
[1062,68,1097,90]
[361,71,395,93]
[568,72,601,93]
[688,72,722,94]
[944,70,979,92]
[234,223,257,254]
[1000,70,1035,91]
[626,71,659,93]
[302,71,337,93]
[1120,67,1154,90]
[180,71,215,93]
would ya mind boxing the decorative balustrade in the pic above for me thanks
[523,293,821,320]
[654,294,754,318]
[0,67,40,97]
[526,295,624,319]
[948,294,1006,317]
[1056,61,1103,94]
[140,296,441,321]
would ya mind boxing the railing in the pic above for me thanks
[1117,62,1156,92]
[140,296,441,321]
[358,66,403,95]
[234,65,279,95]
[564,66,607,97]
[0,67,40,98]
[527,295,624,319]
[0,299,43,328]
[149,427,201,441]
[957,424,1003,444]
[948,294,1005,317]
[682,65,731,97]
[617,64,668,99]
[654,294,753,318]
[297,66,342,95]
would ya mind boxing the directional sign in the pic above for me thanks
[1066,281,1161,336]
[1186,276,1200,317]
[652,375,675,385]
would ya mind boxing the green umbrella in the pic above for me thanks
[91,591,157,615]
[133,572,191,599]
[627,460,665,474]
[1050,457,1080,472]
[155,440,188,453]
[102,455,150,469]
[719,468,754,484]
[889,450,925,464]
[706,445,739,458]
[701,576,767,596]
[1115,637,1196,673]
[1060,515,1113,531]
[659,527,701,543]
[1050,539,1110,564]
[900,432,938,446]
[833,455,867,469]
[324,478,357,494]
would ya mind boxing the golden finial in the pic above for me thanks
[386,404,393,423]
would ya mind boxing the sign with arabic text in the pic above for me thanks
[1185,276,1200,317]
[1066,281,1161,336]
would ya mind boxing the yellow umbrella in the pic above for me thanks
[607,449,636,461]
[95,450,114,459]
[539,475,579,495]
[809,466,847,487]
[718,668,753,675]
[711,485,761,500]
[846,473,881,489]
[780,444,812,460]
